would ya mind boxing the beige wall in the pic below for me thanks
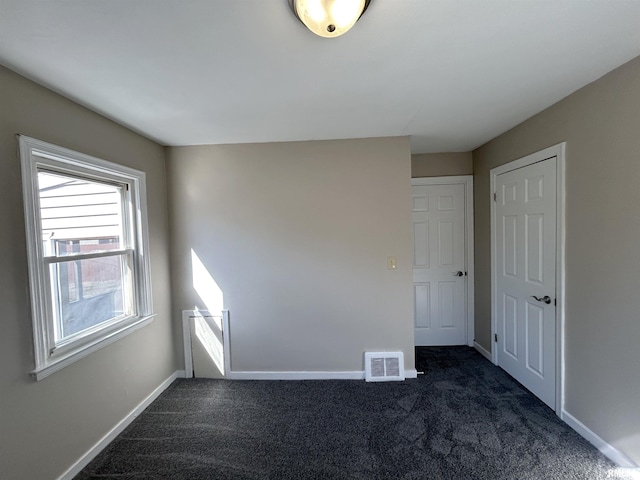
[411,152,472,178]
[473,55,640,464]
[166,138,415,374]
[0,65,177,480]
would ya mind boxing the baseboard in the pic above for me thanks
[227,368,418,381]
[57,370,182,480]
[228,370,365,380]
[561,409,638,468]
[473,341,492,361]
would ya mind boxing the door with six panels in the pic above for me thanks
[412,182,468,346]
[495,157,557,409]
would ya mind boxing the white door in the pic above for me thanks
[412,182,468,346]
[495,157,557,409]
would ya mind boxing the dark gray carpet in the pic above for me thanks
[74,347,628,479]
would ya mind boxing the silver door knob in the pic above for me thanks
[453,271,464,277]
[531,295,552,304]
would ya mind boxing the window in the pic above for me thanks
[19,136,154,380]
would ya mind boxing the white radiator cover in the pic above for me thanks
[364,351,405,382]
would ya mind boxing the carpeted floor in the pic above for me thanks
[74,347,632,479]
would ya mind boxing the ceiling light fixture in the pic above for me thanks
[291,0,371,38]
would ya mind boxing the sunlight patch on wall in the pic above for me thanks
[190,249,226,376]
[191,248,224,313]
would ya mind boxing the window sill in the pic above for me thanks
[30,314,156,381]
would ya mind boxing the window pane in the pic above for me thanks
[38,171,124,255]
[51,255,132,339]
[55,238,121,255]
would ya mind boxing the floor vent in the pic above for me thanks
[364,352,405,382]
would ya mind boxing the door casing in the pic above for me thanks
[412,176,475,346]
[490,143,566,414]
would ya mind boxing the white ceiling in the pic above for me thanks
[1,1,639,153]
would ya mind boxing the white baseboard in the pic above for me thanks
[228,370,366,380]
[473,341,492,361]
[561,409,638,468]
[57,370,182,480]
[227,368,419,381]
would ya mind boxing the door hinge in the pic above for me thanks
[494,333,498,343]
[493,192,497,202]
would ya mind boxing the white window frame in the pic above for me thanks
[19,135,155,381]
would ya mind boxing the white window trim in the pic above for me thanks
[19,135,155,381]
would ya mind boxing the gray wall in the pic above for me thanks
[166,138,415,373]
[473,55,640,464]
[411,152,473,178]
[0,65,177,480]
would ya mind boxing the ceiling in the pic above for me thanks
[1,1,639,153]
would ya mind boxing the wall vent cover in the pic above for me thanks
[364,352,405,382]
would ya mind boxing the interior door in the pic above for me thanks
[412,182,467,346]
[495,157,557,409]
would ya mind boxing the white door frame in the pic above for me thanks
[411,176,475,346]
[490,143,566,413]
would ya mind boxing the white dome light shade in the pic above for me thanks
[293,0,368,38]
